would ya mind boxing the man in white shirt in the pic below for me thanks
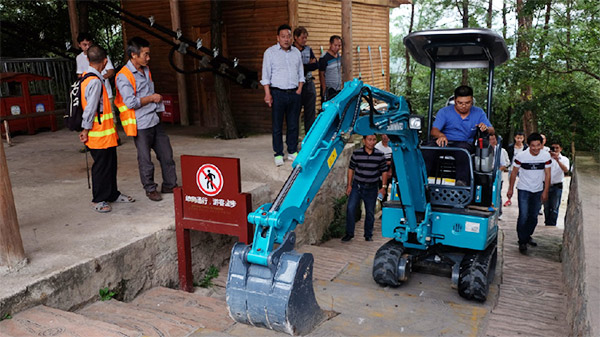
[76,33,115,100]
[375,134,393,201]
[544,141,570,226]
[507,133,551,254]
[489,134,509,219]
[261,24,304,166]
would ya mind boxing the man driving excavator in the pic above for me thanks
[423,85,494,186]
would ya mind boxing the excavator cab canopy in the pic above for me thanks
[403,28,509,69]
[403,28,509,137]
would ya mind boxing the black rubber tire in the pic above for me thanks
[372,239,404,287]
[458,244,497,302]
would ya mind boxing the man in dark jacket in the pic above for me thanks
[506,131,528,171]
[293,27,319,133]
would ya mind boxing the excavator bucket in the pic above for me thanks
[226,242,325,335]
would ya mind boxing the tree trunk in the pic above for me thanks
[67,0,78,47]
[404,1,415,96]
[461,0,469,85]
[78,0,89,34]
[487,0,493,28]
[502,0,507,39]
[566,0,572,70]
[211,0,239,139]
[539,0,552,59]
[0,140,26,269]
[516,0,535,135]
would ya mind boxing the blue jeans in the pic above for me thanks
[271,89,301,157]
[516,189,543,244]
[346,182,378,238]
[543,184,563,226]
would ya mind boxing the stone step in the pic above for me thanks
[0,305,141,337]
[77,299,201,337]
[131,286,234,332]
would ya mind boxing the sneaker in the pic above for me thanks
[146,190,163,201]
[498,214,503,220]
[528,238,538,247]
[365,236,373,241]
[287,152,298,161]
[274,156,284,166]
[341,234,354,242]
[519,243,528,254]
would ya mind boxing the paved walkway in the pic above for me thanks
[486,174,569,336]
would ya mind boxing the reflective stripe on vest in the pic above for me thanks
[114,66,152,137]
[81,74,118,149]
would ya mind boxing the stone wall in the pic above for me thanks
[562,154,599,337]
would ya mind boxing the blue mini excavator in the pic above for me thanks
[226,28,509,335]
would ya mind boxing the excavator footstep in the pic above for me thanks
[226,243,325,335]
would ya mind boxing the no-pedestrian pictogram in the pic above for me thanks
[196,163,223,196]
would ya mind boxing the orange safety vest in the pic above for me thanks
[82,74,118,149]
[114,66,152,137]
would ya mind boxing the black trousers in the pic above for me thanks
[133,124,178,192]
[90,146,120,203]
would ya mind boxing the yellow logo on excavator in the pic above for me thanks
[328,148,337,168]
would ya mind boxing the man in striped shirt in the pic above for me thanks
[343,135,389,242]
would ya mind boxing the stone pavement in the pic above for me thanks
[0,128,571,336]
[486,173,569,336]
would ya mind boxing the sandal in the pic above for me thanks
[114,194,135,203]
[93,201,112,213]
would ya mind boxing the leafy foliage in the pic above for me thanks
[390,0,600,153]
[99,287,116,301]
[321,195,349,242]
[0,0,123,66]
[196,265,219,288]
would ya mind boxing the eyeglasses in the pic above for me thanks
[455,101,473,106]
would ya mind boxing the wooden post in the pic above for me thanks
[0,140,26,269]
[67,0,79,47]
[288,0,298,30]
[341,0,353,83]
[169,0,190,126]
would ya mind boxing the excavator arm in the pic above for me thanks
[226,79,426,335]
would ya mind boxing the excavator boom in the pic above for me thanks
[226,79,417,335]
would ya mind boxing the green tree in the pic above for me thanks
[390,0,600,153]
[0,0,123,66]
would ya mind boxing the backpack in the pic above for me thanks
[65,73,103,132]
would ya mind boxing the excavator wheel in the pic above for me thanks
[457,241,498,302]
[372,239,405,287]
[226,243,325,335]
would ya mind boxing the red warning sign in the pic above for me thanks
[175,155,254,292]
[196,163,223,196]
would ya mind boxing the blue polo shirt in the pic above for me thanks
[433,105,492,142]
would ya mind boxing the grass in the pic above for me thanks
[321,195,349,242]
[195,265,219,288]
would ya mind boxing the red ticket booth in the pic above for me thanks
[0,72,57,135]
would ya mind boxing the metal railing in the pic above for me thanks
[1,58,76,109]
